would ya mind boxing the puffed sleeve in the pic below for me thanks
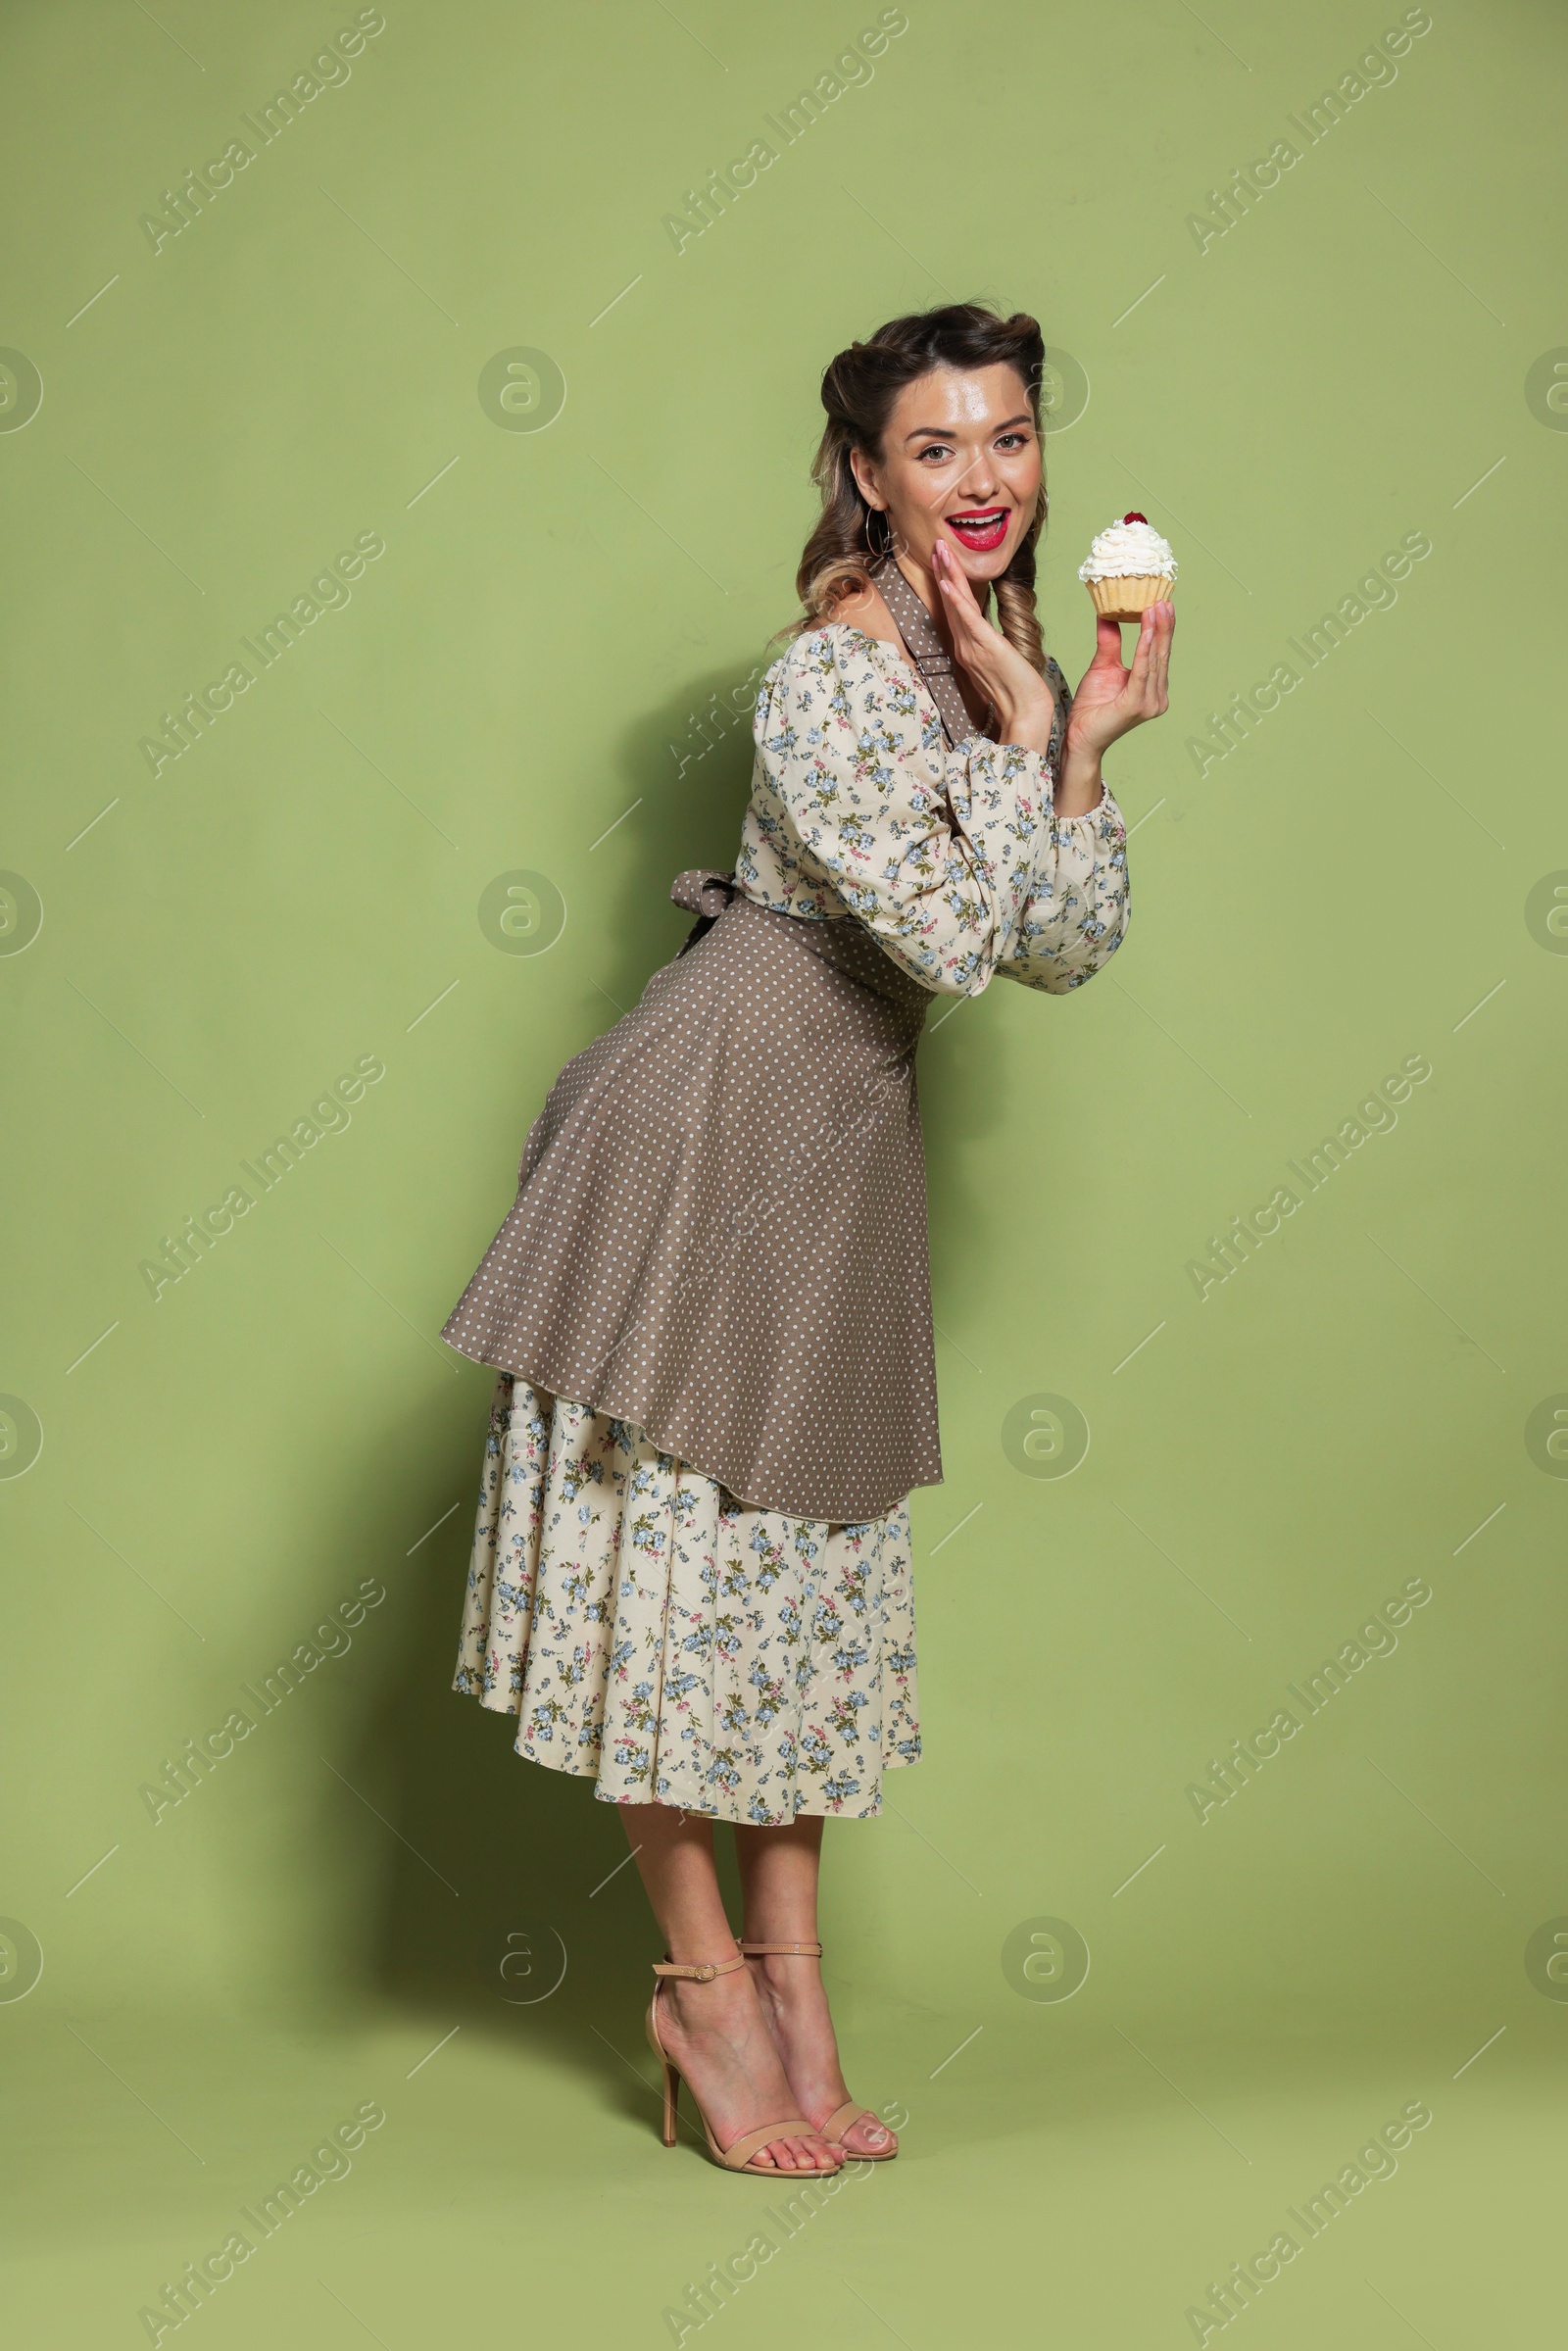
[748,627,1053,996]
[996,783,1131,994]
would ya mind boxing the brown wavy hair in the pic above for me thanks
[791,302,1050,672]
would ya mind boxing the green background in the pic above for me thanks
[3,0,1563,2341]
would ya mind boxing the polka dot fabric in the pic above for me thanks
[441,877,941,1524]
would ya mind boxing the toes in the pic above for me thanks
[742,2136,845,2173]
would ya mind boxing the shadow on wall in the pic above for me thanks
[330,1377,660,2119]
[341,649,1012,2087]
[596,660,775,1017]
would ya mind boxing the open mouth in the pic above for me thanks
[944,507,1010,553]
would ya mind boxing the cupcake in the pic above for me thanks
[1078,513,1177,620]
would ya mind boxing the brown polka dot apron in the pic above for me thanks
[440,876,940,1522]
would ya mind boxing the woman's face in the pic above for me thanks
[851,363,1042,588]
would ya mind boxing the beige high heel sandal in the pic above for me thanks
[645,1954,830,2176]
[740,1939,899,2161]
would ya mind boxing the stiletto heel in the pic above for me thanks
[657,2055,680,2148]
[740,1939,899,2160]
[644,1953,822,2175]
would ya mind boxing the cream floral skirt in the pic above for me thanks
[453,1376,921,1825]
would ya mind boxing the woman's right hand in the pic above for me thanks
[930,538,1056,756]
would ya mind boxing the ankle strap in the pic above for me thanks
[739,1939,823,1957]
[652,1952,746,1983]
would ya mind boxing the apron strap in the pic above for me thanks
[867,554,983,750]
[669,866,738,955]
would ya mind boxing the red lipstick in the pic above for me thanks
[945,507,1009,553]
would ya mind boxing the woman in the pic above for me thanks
[441,302,1173,2176]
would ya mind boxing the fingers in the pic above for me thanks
[1091,614,1128,669]
[931,542,1051,730]
[1124,606,1156,700]
[1125,603,1176,711]
[1151,600,1174,706]
[1125,601,1172,715]
[934,541,1014,673]
[933,543,1002,674]
[932,539,985,627]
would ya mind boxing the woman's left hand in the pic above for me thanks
[1051,600,1173,818]
[1063,603,1175,762]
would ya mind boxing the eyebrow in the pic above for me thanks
[903,412,1035,444]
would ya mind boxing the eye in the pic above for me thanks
[915,441,954,464]
[996,431,1030,450]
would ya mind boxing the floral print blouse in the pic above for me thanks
[735,623,1131,997]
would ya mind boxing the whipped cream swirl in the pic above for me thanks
[1078,516,1177,583]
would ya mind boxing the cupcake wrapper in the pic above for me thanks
[1086,573,1174,620]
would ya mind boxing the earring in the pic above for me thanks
[866,507,893,556]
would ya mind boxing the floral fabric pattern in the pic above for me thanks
[454,1375,920,1824]
[736,623,1130,997]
